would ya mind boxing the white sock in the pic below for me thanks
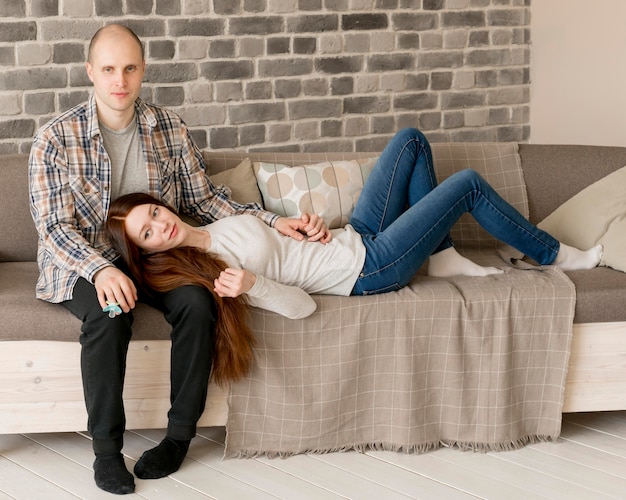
[427,247,504,278]
[554,243,602,271]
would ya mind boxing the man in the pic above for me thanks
[29,24,329,495]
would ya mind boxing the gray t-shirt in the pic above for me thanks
[100,118,148,200]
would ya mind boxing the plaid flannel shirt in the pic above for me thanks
[29,96,278,303]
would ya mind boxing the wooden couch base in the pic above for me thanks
[1,322,624,434]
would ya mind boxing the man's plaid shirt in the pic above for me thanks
[29,96,278,303]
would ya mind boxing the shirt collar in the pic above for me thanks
[86,95,157,139]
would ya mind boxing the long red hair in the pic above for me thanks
[105,193,255,386]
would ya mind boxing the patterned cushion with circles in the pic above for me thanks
[252,158,378,228]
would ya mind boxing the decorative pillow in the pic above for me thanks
[538,165,626,272]
[209,158,262,205]
[252,158,378,228]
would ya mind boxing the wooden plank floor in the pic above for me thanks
[1,411,625,499]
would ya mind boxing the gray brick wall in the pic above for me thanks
[0,0,531,154]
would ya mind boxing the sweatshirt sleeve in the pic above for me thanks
[245,274,317,319]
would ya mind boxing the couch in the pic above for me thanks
[2,142,626,435]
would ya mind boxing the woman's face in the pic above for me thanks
[124,203,185,252]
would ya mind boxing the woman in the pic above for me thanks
[106,128,602,323]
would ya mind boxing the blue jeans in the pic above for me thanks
[350,128,560,295]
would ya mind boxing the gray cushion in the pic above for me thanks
[0,155,36,262]
[0,262,172,342]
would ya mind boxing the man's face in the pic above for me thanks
[85,29,145,128]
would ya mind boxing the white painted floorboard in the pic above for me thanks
[0,411,625,499]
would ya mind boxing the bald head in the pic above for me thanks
[88,24,144,64]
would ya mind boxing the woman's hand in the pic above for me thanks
[274,213,332,243]
[214,268,256,298]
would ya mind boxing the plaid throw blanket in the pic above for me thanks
[225,262,575,458]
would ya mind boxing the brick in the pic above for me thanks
[330,76,353,95]
[464,108,488,126]
[449,128,496,142]
[394,93,438,111]
[344,33,370,53]
[488,9,527,27]
[258,58,313,77]
[498,68,525,86]
[344,96,390,114]
[321,119,342,137]
[274,79,301,98]
[319,34,342,54]
[345,116,368,136]
[0,47,15,65]
[39,19,104,41]
[245,81,272,99]
[69,66,91,87]
[119,19,166,37]
[293,37,316,54]
[406,73,429,91]
[316,56,363,74]
[127,0,153,15]
[420,33,443,50]
[200,60,254,81]
[267,37,290,54]
[423,0,444,8]
[298,0,322,10]
[94,0,122,16]
[156,0,181,15]
[304,139,352,153]
[418,51,463,69]
[392,13,437,31]
[355,75,379,93]
[487,86,529,106]
[355,135,391,153]
[442,11,485,28]
[229,16,283,35]
[372,116,394,134]
[496,125,526,142]
[288,99,341,119]
[59,90,89,111]
[187,82,212,103]
[0,1,26,16]
[431,72,452,90]
[465,49,511,66]
[489,107,510,125]
[214,82,243,102]
[244,0,267,12]
[145,63,197,83]
[214,0,241,14]
[32,0,59,16]
[303,78,328,96]
[210,127,238,149]
[0,21,36,42]
[0,68,66,91]
[380,73,405,92]
[239,38,264,57]
[443,111,464,129]
[398,29,422,50]
[169,19,224,37]
[240,124,265,146]
[0,119,35,139]
[209,39,236,58]
[469,30,489,47]
[341,14,388,31]
[230,102,285,124]
[62,0,92,17]
[0,92,21,115]
[267,123,292,143]
[294,121,318,140]
[367,54,415,72]
[476,70,497,87]
[179,39,209,59]
[155,86,185,106]
[17,44,52,66]
[189,129,207,149]
[25,92,55,116]
[287,15,339,33]
[53,43,85,64]
[180,104,226,126]
[441,91,485,109]
[376,0,399,8]
[418,112,442,130]
[370,32,395,52]
[149,40,176,59]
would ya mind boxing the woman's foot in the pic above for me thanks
[554,243,602,271]
[427,247,504,277]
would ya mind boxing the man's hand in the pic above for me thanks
[93,266,138,313]
[214,268,256,298]
[274,213,332,243]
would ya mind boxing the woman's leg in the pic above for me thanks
[352,169,600,295]
[350,128,498,281]
[351,127,452,252]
